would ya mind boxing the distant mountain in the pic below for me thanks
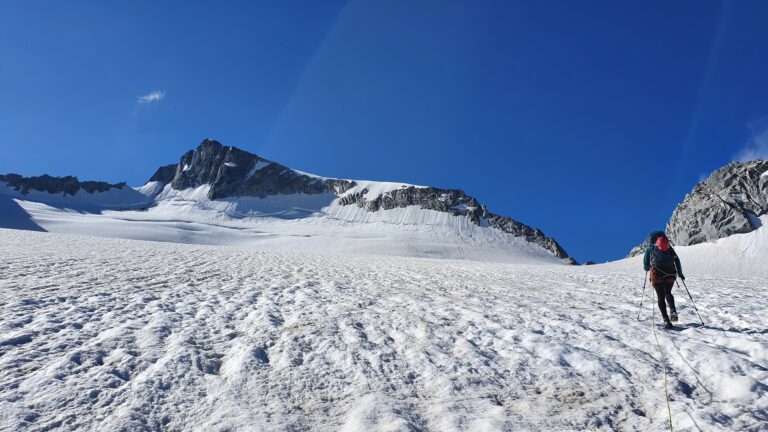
[0,139,575,264]
[628,159,768,256]
[0,172,151,210]
[0,173,127,196]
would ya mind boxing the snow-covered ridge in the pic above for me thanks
[0,180,150,209]
[338,180,426,201]
[0,138,574,263]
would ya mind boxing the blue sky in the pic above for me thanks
[2,1,768,263]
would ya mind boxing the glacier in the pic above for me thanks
[0,225,766,431]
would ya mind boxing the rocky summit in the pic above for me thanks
[148,139,354,199]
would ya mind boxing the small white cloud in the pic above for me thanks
[137,90,165,104]
[735,118,768,162]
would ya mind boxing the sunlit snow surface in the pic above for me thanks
[0,182,568,264]
[1,229,766,431]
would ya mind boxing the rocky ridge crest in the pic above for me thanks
[0,173,126,196]
[338,186,573,262]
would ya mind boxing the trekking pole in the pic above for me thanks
[637,271,648,320]
[677,279,704,326]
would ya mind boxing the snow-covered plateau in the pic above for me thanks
[1,226,766,431]
[0,181,567,265]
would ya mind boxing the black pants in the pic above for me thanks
[653,282,677,321]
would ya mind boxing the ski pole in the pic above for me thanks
[637,271,648,320]
[677,279,704,326]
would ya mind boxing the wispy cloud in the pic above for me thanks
[735,118,768,162]
[137,90,165,104]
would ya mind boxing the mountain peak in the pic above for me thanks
[153,139,352,200]
[142,139,576,263]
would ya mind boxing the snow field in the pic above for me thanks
[5,193,566,265]
[0,229,766,431]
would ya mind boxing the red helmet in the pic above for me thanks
[655,236,670,251]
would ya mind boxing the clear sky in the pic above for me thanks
[2,1,768,263]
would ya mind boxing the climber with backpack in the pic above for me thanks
[643,231,685,329]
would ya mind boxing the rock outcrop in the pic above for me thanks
[0,173,126,196]
[667,160,768,246]
[148,164,177,184]
[627,159,768,257]
[339,186,574,263]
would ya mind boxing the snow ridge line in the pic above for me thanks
[651,299,675,432]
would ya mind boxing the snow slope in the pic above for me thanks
[1,229,766,431]
[0,181,567,264]
[606,216,768,279]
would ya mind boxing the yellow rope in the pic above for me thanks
[651,292,674,432]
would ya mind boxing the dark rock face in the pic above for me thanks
[160,139,355,199]
[151,139,575,263]
[0,173,126,196]
[667,160,768,246]
[149,164,177,184]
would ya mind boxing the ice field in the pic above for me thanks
[1,229,766,431]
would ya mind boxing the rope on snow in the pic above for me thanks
[651,292,674,432]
